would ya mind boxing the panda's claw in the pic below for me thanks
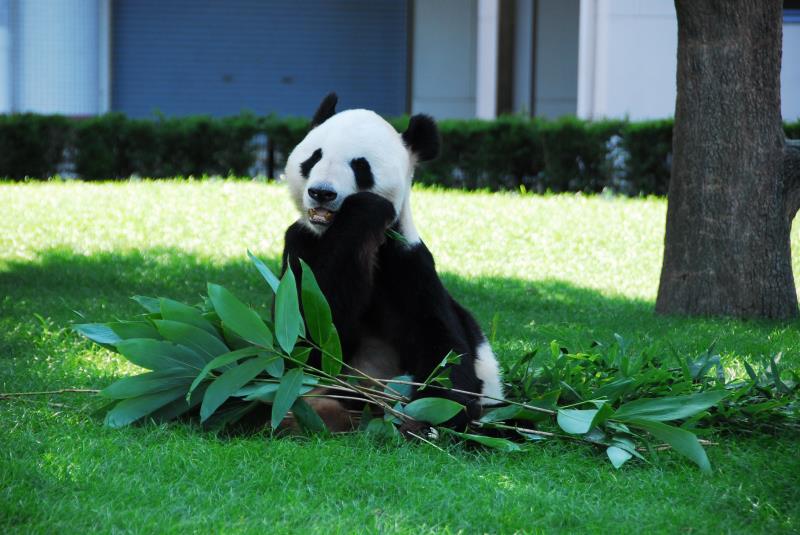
[399,419,439,441]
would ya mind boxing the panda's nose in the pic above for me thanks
[308,187,338,203]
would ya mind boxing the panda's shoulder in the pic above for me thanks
[379,239,437,277]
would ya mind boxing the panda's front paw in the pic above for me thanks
[400,419,439,441]
[338,191,396,230]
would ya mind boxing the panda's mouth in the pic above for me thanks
[308,207,336,226]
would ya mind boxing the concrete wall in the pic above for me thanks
[0,0,10,113]
[534,0,579,118]
[784,20,800,121]
[411,0,477,118]
[579,0,800,121]
[579,0,677,120]
[9,0,105,115]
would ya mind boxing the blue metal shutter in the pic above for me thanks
[112,0,408,117]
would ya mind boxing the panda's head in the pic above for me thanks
[285,93,439,233]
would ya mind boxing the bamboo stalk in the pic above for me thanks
[0,388,99,398]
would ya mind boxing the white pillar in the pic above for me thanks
[0,0,11,113]
[17,0,101,115]
[475,0,499,119]
[98,0,111,114]
[577,0,597,119]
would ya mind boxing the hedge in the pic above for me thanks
[2,112,799,196]
[0,113,72,180]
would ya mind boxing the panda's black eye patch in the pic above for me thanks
[300,148,323,179]
[350,158,374,190]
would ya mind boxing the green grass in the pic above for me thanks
[1,180,799,534]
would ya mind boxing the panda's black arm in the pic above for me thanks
[282,192,396,351]
[375,241,485,429]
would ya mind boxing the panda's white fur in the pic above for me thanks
[281,95,504,430]
[285,109,421,244]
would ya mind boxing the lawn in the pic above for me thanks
[1,180,799,534]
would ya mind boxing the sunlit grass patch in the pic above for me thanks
[1,180,799,533]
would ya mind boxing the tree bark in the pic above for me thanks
[656,0,800,319]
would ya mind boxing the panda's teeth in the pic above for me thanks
[309,207,335,225]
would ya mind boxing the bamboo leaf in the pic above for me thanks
[403,397,464,425]
[154,320,229,363]
[149,382,209,423]
[629,419,712,473]
[271,368,306,428]
[207,284,273,349]
[116,338,207,371]
[291,398,328,433]
[203,400,259,430]
[480,404,548,423]
[104,386,186,428]
[614,391,729,422]
[159,298,219,337]
[321,328,343,377]
[110,321,161,341]
[299,259,334,345]
[606,446,633,469]
[444,429,522,452]
[274,268,302,354]
[247,249,280,294]
[187,347,265,401]
[290,345,312,365]
[131,295,161,313]
[75,321,161,346]
[265,355,285,378]
[385,375,414,399]
[238,382,280,402]
[101,369,195,399]
[200,356,271,422]
[74,323,120,345]
[238,382,315,402]
[557,409,598,434]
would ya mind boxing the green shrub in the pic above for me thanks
[389,115,545,190]
[785,119,800,140]
[156,114,260,177]
[74,113,260,179]
[540,117,624,193]
[4,111,800,192]
[74,114,160,180]
[0,113,71,180]
[621,119,673,196]
[262,115,310,175]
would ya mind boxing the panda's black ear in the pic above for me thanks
[311,92,338,128]
[402,114,440,162]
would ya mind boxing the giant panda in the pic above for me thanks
[281,93,504,432]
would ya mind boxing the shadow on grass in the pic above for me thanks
[1,247,798,389]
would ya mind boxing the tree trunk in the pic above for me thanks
[656,0,800,319]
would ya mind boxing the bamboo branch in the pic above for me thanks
[277,350,410,422]
[0,388,99,399]
[301,338,407,399]
[340,374,557,417]
[638,440,718,452]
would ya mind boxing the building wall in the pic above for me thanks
[412,0,477,119]
[784,19,800,121]
[12,0,103,115]
[112,0,408,117]
[533,0,580,118]
[580,0,677,120]
[579,0,800,121]
[0,0,10,112]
